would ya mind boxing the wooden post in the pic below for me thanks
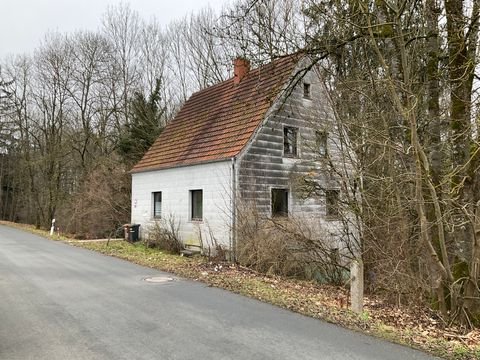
[350,258,364,314]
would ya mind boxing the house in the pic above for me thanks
[131,54,353,255]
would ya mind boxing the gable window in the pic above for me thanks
[283,126,298,157]
[326,190,340,218]
[191,189,203,221]
[271,189,288,217]
[303,82,311,99]
[153,192,162,218]
[316,130,328,157]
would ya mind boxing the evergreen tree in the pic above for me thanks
[118,79,166,166]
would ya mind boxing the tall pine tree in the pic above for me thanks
[118,79,166,166]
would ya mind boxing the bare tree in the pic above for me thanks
[300,0,480,326]
[102,2,142,129]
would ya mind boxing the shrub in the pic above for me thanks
[199,221,229,262]
[145,216,183,254]
[235,203,349,284]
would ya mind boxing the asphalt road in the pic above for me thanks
[0,225,438,360]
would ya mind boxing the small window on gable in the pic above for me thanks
[316,130,328,157]
[303,82,311,98]
[271,189,288,217]
[283,126,298,157]
[326,190,340,218]
[153,192,162,218]
[191,189,203,221]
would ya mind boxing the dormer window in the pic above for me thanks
[283,126,298,157]
[303,82,311,99]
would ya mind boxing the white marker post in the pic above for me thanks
[50,218,56,236]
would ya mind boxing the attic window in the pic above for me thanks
[283,126,298,157]
[303,82,311,98]
[316,131,328,157]
[271,189,288,217]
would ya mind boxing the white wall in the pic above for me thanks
[131,160,233,248]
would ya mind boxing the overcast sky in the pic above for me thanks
[1,0,228,58]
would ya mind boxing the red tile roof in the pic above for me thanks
[131,54,299,173]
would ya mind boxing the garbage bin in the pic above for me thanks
[129,224,140,242]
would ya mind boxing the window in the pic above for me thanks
[316,130,328,157]
[303,82,311,98]
[326,190,340,217]
[191,190,203,221]
[283,126,298,157]
[330,248,340,263]
[153,192,162,218]
[271,189,288,217]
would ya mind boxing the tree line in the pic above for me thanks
[302,0,479,327]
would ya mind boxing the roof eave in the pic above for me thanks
[130,157,234,175]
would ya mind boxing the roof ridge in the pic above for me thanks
[189,53,301,98]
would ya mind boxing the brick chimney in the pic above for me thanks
[233,57,250,84]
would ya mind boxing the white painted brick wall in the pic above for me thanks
[131,160,233,247]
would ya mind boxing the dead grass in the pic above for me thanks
[0,221,71,241]
[1,221,478,360]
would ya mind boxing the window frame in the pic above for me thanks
[271,188,289,217]
[316,130,328,158]
[153,191,162,219]
[326,189,340,218]
[190,189,203,221]
[303,82,311,99]
[283,126,298,158]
